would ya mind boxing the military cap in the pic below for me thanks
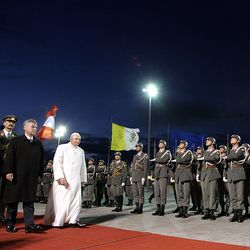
[159,139,167,145]
[114,151,122,156]
[88,158,95,163]
[48,160,53,163]
[242,143,250,150]
[136,142,143,148]
[219,145,227,151]
[206,137,216,144]
[231,134,241,142]
[98,159,105,164]
[179,140,188,147]
[3,114,18,123]
[196,146,204,151]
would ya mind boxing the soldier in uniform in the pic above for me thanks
[110,152,127,212]
[152,139,172,216]
[105,163,115,207]
[125,163,133,206]
[41,160,53,204]
[197,137,221,220]
[173,140,194,218]
[130,142,149,214]
[225,134,246,223]
[217,145,230,216]
[95,159,106,206]
[242,143,250,218]
[190,146,203,214]
[82,158,96,208]
[0,115,18,225]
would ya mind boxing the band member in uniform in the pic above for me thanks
[82,158,96,208]
[217,145,230,216]
[0,115,18,225]
[225,134,246,223]
[173,140,194,218]
[95,159,106,206]
[110,152,127,212]
[152,139,172,216]
[131,142,149,214]
[197,137,221,220]
[41,160,53,204]
[105,164,115,207]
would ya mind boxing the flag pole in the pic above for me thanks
[107,116,113,167]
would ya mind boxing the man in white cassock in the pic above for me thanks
[44,132,87,227]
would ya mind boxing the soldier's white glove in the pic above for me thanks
[141,178,145,185]
[130,177,132,184]
[223,177,228,182]
[196,174,200,182]
[122,182,125,187]
[170,177,175,183]
[41,182,44,186]
[105,184,108,188]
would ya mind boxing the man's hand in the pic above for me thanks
[141,178,145,185]
[130,177,132,184]
[6,173,13,182]
[58,178,69,188]
[170,177,175,183]
[196,174,200,182]
[223,177,228,182]
[122,182,125,187]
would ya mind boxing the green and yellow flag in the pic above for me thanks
[111,123,140,151]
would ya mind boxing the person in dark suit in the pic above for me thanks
[3,119,44,233]
[0,115,18,225]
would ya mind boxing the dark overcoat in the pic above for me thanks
[3,135,44,203]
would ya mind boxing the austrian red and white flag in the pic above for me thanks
[37,105,59,142]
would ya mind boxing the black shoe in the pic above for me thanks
[6,225,18,233]
[175,207,183,218]
[237,209,244,223]
[189,206,197,211]
[25,224,43,233]
[229,210,238,222]
[69,222,86,228]
[131,203,139,214]
[158,205,165,216]
[172,207,180,213]
[152,205,160,216]
[137,204,143,214]
[210,210,216,220]
[201,210,210,220]
[0,214,6,225]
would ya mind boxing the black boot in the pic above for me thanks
[81,201,87,208]
[152,204,160,216]
[195,207,202,215]
[159,205,165,216]
[172,207,180,213]
[225,206,229,216]
[238,209,244,223]
[201,209,210,220]
[88,201,92,208]
[126,199,133,206]
[182,206,188,218]
[131,203,139,214]
[112,197,119,212]
[175,207,183,218]
[229,210,238,222]
[137,204,143,214]
[116,196,123,212]
[189,205,197,211]
[210,209,216,220]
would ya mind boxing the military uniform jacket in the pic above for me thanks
[174,150,194,182]
[154,149,172,179]
[86,164,95,185]
[42,167,53,184]
[105,166,113,186]
[0,130,18,173]
[96,165,106,183]
[226,146,246,182]
[199,149,221,181]
[110,160,127,185]
[131,152,149,182]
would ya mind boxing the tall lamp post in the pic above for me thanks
[143,83,158,158]
[55,126,67,145]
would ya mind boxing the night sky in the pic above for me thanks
[1,1,250,154]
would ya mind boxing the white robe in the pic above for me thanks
[44,142,87,227]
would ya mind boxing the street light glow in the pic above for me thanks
[143,83,158,97]
[55,126,67,138]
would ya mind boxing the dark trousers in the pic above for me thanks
[0,177,7,215]
[6,202,34,226]
[96,182,105,204]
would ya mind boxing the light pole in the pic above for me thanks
[143,83,158,158]
[55,126,67,145]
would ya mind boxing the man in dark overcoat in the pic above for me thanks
[3,119,44,233]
